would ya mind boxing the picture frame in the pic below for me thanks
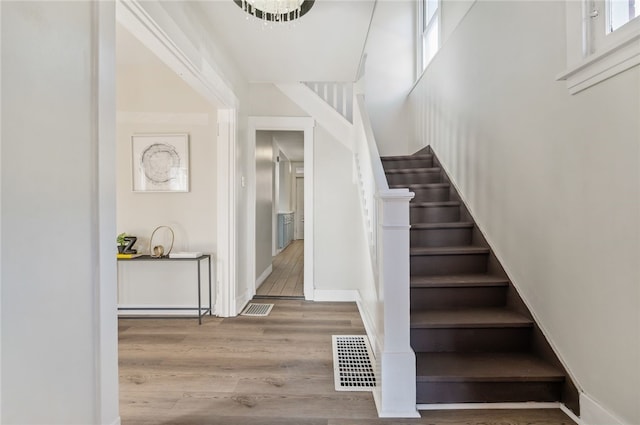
[132,133,189,192]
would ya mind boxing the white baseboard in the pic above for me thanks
[418,402,562,411]
[235,288,252,315]
[107,416,121,425]
[373,391,421,418]
[256,264,273,289]
[313,289,358,302]
[579,393,628,425]
[356,296,381,357]
[117,305,214,316]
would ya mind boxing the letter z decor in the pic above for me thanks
[132,133,189,192]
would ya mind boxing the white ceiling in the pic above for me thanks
[194,0,376,82]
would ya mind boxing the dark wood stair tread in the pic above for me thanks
[411,274,509,287]
[385,167,440,174]
[416,352,565,382]
[390,182,449,189]
[411,221,474,230]
[411,308,533,328]
[381,154,433,161]
[411,201,460,208]
[411,246,489,256]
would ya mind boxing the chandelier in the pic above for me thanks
[234,0,315,23]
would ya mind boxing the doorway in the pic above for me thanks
[247,117,315,302]
[255,131,304,298]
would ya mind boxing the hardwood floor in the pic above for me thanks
[256,240,304,297]
[119,299,576,425]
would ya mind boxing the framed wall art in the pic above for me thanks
[132,133,189,192]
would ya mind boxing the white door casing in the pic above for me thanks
[295,176,304,240]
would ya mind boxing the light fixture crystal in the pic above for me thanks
[234,0,314,23]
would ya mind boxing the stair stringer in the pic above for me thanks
[428,147,581,415]
[275,82,353,151]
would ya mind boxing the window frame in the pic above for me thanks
[416,0,441,79]
[558,0,640,94]
[606,0,640,34]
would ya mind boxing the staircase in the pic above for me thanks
[381,147,579,413]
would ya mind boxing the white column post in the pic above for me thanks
[373,188,419,418]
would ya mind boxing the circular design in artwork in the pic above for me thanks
[141,143,180,184]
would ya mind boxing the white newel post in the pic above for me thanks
[374,188,420,418]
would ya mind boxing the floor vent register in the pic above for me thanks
[240,303,274,317]
[332,335,376,391]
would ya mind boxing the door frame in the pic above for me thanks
[247,117,315,301]
[116,0,239,317]
[294,176,304,240]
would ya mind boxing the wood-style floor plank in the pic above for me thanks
[119,299,576,425]
[257,240,304,297]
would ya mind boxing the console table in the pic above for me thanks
[117,254,212,324]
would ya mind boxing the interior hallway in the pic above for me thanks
[256,239,304,297]
[118,299,576,424]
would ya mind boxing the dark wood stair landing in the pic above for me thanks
[381,148,579,414]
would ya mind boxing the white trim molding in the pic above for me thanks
[418,402,562,411]
[558,1,640,94]
[557,33,640,94]
[94,2,121,423]
[235,288,253,315]
[117,306,215,317]
[256,264,273,289]
[1,1,5,420]
[275,83,352,151]
[579,393,629,425]
[313,290,359,302]
[356,297,380,356]
[217,109,238,317]
[418,401,582,424]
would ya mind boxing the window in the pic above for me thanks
[417,0,439,76]
[589,0,640,50]
[607,0,639,33]
[557,0,640,93]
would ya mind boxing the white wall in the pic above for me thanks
[277,151,293,213]
[313,125,364,292]
[440,0,475,44]
[409,2,640,424]
[250,83,308,116]
[361,0,475,157]
[255,131,274,277]
[1,2,118,423]
[361,0,415,156]
[116,29,218,310]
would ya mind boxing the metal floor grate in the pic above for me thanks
[332,335,376,391]
[241,303,274,317]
